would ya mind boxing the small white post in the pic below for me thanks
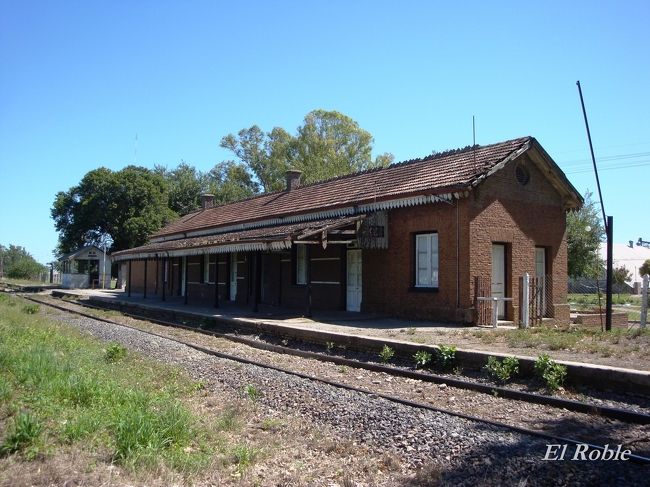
[522,273,530,329]
[492,297,499,328]
[641,275,648,329]
[102,244,106,289]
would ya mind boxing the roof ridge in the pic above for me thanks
[153,136,533,237]
[244,135,533,194]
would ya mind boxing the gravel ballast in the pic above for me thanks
[44,306,649,486]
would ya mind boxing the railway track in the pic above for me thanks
[19,293,650,466]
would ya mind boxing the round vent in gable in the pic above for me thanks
[515,164,530,186]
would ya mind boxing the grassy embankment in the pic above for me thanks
[0,293,258,484]
[568,293,643,321]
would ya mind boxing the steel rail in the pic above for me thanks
[20,294,650,465]
[25,294,650,425]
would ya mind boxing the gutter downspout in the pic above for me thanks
[456,199,460,312]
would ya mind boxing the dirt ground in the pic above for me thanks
[353,324,650,371]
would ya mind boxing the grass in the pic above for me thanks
[0,293,218,479]
[460,322,650,362]
[568,293,642,308]
[0,278,48,287]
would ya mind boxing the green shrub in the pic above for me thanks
[216,407,240,431]
[378,345,395,363]
[56,374,102,407]
[0,378,12,403]
[105,343,128,363]
[534,353,567,392]
[325,341,335,353]
[114,400,193,465]
[21,304,40,315]
[436,344,456,370]
[232,443,260,474]
[244,384,260,401]
[0,411,42,457]
[485,356,519,383]
[413,350,433,368]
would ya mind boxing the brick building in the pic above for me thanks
[112,136,582,324]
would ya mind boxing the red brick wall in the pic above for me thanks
[363,154,570,323]
[363,200,469,321]
[468,155,569,321]
[124,155,571,324]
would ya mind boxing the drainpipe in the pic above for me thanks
[456,199,460,310]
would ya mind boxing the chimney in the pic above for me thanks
[285,169,302,191]
[201,193,215,210]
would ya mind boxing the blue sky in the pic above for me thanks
[1,0,648,264]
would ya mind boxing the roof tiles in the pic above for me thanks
[154,136,532,238]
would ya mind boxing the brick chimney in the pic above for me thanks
[285,170,302,191]
[201,193,215,210]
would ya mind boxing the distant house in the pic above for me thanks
[59,245,111,289]
[601,243,650,293]
[112,136,582,324]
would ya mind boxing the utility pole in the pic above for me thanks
[577,81,613,330]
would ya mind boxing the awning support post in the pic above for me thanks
[214,255,220,308]
[127,260,132,297]
[143,259,147,299]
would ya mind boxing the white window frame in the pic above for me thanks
[415,233,439,288]
[296,245,308,285]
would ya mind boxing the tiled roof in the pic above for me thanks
[112,215,363,260]
[154,137,533,239]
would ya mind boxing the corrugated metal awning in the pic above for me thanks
[111,215,365,262]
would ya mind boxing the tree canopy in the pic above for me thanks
[52,109,393,256]
[640,260,650,278]
[566,191,605,279]
[0,244,47,280]
[220,109,394,192]
[52,166,175,256]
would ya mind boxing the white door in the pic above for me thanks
[229,252,237,301]
[535,247,547,316]
[346,250,362,312]
[491,244,506,319]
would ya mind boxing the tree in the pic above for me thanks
[52,166,176,256]
[220,109,393,192]
[220,125,293,193]
[0,244,46,280]
[612,265,632,298]
[640,260,650,277]
[155,161,209,216]
[566,191,605,278]
[206,161,258,204]
[293,109,393,183]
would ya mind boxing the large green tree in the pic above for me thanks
[207,161,259,204]
[566,191,605,278]
[0,244,46,280]
[294,109,393,183]
[155,161,209,216]
[220,109,393,192]
[51,166,175,256]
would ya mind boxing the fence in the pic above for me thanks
[473,276,492,326]
[522,274,553,327]
[642,275,648,329]
[473,274,553,327]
